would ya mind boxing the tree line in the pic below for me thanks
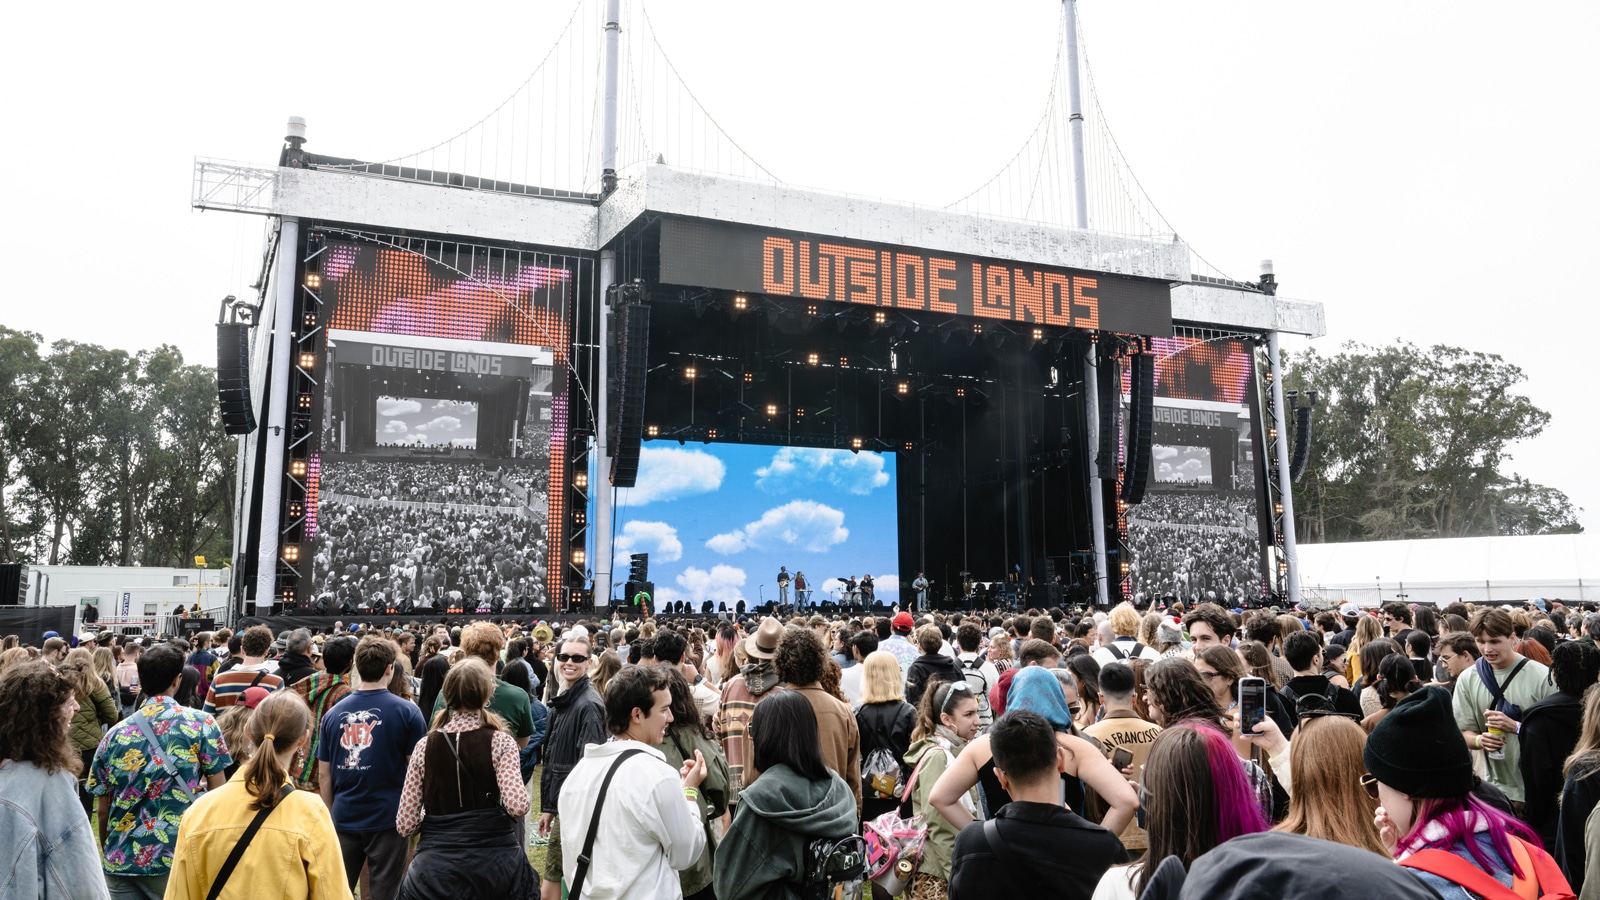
[1283,341,1582,543]
[0,326,233,567]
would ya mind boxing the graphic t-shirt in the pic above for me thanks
[318,688,428,833]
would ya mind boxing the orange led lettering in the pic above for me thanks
[929,258,958,312]
[977,264,1011,319]
[1013,269,1044,323]
[895,254,926,309]
[880,251,893,306]
[1043,273,1072,326]
[798,241,830,300]
[820,244,877,305]
[763,237,796,294]
[1073,277,1100,330]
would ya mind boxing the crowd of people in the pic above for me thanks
[5,595,1600,899]
[321,460,537,510]
[311,501,550,611]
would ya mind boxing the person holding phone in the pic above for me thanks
[1080,662,1161,856]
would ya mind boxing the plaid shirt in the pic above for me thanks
[88,696,231,876]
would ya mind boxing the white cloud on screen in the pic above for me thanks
[755,447,890,495]
[414,415,462,434]
[384,420,408,434]
[614,520,684,564]
[706,500,848,555]
[377,397,422,417]
[666,565,748,606]
[617,447,726,505]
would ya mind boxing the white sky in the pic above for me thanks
[3,1,1596,529]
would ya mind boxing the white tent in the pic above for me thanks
[1297,534,1598,607]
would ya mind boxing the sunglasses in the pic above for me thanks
[1360,773,1380,800]
[555,653,590,664]
[940,681,973,714]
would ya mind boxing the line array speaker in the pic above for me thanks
[1095,353,1120,480]
[216,323,256,435]
[1290,404,1314,481]
[610,302,651,488]
[1121,352,1155,504]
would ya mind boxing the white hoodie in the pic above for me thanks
[558,739,706,900]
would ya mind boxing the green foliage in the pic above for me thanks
[0,327,234,566]
[1284,341,1581,542]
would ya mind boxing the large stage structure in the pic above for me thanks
[194,5,1324,620]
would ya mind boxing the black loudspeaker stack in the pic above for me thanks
[610,302,651,488]
[1121,352,1155,504]
[216,323,256,435]
[1095,353,1120,480]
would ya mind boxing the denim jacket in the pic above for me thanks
[0,760,111,900]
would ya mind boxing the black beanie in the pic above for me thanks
[1364,685,1474,798]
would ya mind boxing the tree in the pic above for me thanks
[1284,341,1581,542]
[0,327,45,562]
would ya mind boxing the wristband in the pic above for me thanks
[683,787,699,801]
[1474,735,1483,750]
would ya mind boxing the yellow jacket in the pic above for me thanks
[166,773,352,900]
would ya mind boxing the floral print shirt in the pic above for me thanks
[88,695,232,876]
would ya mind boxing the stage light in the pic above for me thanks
[766,403,778,416]
[1274,502,1284,516]
[956,388,966,398]
[851,437,863,450]
[287,501,302,518]
[1032,327,1044,342]
[706,428,718,440]
[289,459,307,477]
[298,352,315,369]
[807,352,819,366]
[807,304,819,315]
[574,472,588,488]
[305,272,321,290]
[646,425,659,437]
[839,356,849,367]
[743,372,754,383]
[973,323,984,333]
[897,382,910,395]
[572,549,586,566]
[302,313,317,329]
[283,544,300,563]
[733,295,748,310]
[796,408,805,418]
[874,311,887,324]
[903,442,914,452]
[684,366,697,379]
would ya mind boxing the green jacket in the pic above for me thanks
[714,762,857,900]
[660,723,736,896]
[69,679,119,753]
[904,734,973,881]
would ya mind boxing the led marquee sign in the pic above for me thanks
[659,217,1173,335]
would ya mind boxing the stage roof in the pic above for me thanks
[193,158,1326,337]
[1298,533,1598,606]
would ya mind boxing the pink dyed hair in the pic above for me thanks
[1189,720,1273,841]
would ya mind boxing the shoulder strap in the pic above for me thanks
[1478,657,1531,712]
[569,748,647,900]
[900,749,938,805]
[984,818,1029,872]
[1131,643,1148,659]
[1399,849,1522,900]
[1511,836,1576,900]
[1107,643,1126,661]
[128,709,180,777]
[206,784,295,900]
[247,670,269,689]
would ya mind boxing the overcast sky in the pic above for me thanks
[4,1,1595,530]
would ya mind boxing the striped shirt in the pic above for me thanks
[202,663,284,713]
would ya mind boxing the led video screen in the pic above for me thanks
[1125,336,1264,604]
[611,443,899,608]
[307,235,575,611]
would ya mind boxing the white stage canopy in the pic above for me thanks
[1298,534,1597,607]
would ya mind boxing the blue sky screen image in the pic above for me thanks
[603,443,899,607]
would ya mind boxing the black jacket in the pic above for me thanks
[1155,831,1448,900]
[1280,674,1362,721]
[1558,759,1600,891]
[905,653,964,708]
[541,676,607,814]
[276,652,317,688]
[1522,690,1584,848]
[948,801,1125,900]
[855,699,916,817]
[396,808,540,900]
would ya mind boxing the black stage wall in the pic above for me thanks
[0,607,75,647]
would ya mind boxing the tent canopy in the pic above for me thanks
[1297,534,1597,607]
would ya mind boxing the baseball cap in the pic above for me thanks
[42,631,59,640]
[891,612,914,631]
[241,686,272,709]
[1338,601,1361,618]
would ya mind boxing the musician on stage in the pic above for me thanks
[859,574,875,606]
[794,571,809,608]
[777,566,791,606]
[913,572,929,611]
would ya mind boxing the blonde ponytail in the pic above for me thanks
[240,690,311,810]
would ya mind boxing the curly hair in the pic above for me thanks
[774,624,826,687]
[1145,657,1227,729]
[0,660,81,774]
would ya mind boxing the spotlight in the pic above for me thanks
[743,372,754,383]
[1033,328,1044,341]
[807,304,819,315]
[289,459,307,477]
[572,549,586,566]
[283,544,300,563]
[839,356,849,367]
[897,382,910,395]
[574,472,588,488]
[807,353,819,366]
[707,428,717,439]
[298,352,315,369]
[850,437,863,451]
[873,311,887,324]
[646,425,659,437]
[796,408,805,418]
[733,295,748,310]
[903,441,914,452]
[956,388,966,398]
[305,272,321,290]
[684,366,697,379]
[766,403,778,416]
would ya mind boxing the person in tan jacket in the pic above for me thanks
[745,624,863,816]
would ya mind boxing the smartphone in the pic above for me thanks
[1110,747,1134,772]
[1238,676,1267,733]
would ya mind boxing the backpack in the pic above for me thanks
[957,654,992,724]
[1398,836,1574,900]
[804,834,868,900]
[1280,678,1349,723]
[1105,641,1148,661]
[860,748,903,801]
